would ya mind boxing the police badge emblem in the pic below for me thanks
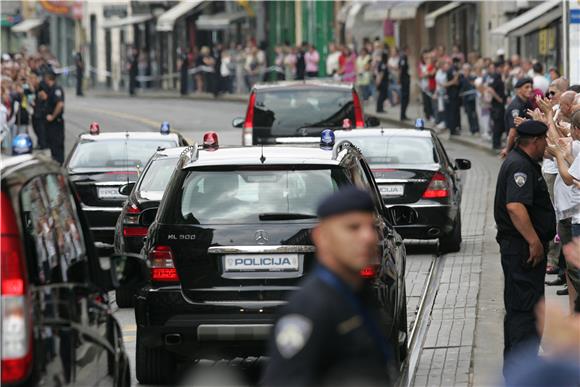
[514,172,527,187]
[275,314,312,359]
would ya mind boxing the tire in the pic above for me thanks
[115,287,135,308]
[439,213,462,253]
[136,329,176,385]
[398,299,408,363]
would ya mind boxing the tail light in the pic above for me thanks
[123,203,141,225]
[242,92,256,146]
[352,91,365,128]
[360,264,380,279]
[1,192,32,384]
[123,226,148,238]
[422,172,449,199]
[148,246,179,282]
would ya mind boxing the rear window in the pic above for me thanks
[347,136,438,164]
[253,89,354,134]
[172,167,351,224]
[68,139,176,169]
[137,157,178,195]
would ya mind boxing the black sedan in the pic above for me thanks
[113,146,184,307]
[335,128,471,252]
[65,130,189,251]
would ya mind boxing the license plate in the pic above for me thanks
[224,254,299,272]
[379,184,404,196]
[97,187,124,200]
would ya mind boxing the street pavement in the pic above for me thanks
[59,93,566,386]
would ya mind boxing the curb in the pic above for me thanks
[85,91,248,104]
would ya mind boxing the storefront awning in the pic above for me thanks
[156,0,204,32]
[425,2,462,28]
[491,0,560,36]
[364,1,424,22]
[11,18,43,33]
[196,11,247,30]
[102,14,152,29]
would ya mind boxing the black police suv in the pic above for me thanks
[134,142,408,384]
[1,153,145,386]
[232,81,379,146]
[336,128,471,252]
[113,146,184,307]
[64,130,188,250]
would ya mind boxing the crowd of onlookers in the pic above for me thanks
[1,46,67,162]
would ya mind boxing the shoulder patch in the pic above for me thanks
[514,172,527,187]
[275,314,312,359]
[55,88,62,97]
[511,109,519,118]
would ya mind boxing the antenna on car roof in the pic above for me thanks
[125,131,130,186]
[260,144,266,164]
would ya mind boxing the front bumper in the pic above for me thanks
[386,200,456,239]
[135,287,278,358]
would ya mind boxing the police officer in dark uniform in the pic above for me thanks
[487,62,506,151]
[262,187,394,387]
[44,70,65,164]
[399,46,410,121]
[493,120,556,379]
[501,77,534,158]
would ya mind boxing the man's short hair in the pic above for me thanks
[533,62,543,74]
[568,84,580,93]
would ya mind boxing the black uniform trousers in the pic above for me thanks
[400,79,410,120]
[32,117,47,149]
[491,107,505,150]
[46,119,65,164]
[499,236,546,377]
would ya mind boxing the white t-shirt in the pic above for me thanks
[326,51,341,76]
[568,143,580,224]
[554,141,580,221]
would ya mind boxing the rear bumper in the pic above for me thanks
[386,200,456,239]
[135,287,278,358]
[82,204,122,245]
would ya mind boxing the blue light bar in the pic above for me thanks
[320,129,335,149]
[415,118,425,130]
[160,121,171,134]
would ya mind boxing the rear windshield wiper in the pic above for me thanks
[258,213,318,221]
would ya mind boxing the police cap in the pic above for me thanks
[516,120,548,137]
[317,186,375,219]
[515,77,533,89]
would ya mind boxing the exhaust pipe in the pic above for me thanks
[427,228,440,237]
[165,334,182,346]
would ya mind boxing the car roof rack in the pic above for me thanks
[331,140,356,160]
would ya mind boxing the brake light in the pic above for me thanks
[242,92,255,146]
[124,203,140,225]
[1,192,32,384]
[126,203,140,214]
[352,91,364,128]
[123,226,148,238]
[360,264,380,279]
[148,246,179,282]
[422,172,449,199]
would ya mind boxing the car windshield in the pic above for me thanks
[138,157,179,195]
[174,167,351,224]
[253,89,355,134]
[68,139,176,169]
[346,136,438,164]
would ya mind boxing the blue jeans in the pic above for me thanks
[572,223,580,237]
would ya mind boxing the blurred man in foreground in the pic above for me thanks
[262,187,394,387]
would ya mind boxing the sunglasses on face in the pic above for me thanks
[546,91,556,98]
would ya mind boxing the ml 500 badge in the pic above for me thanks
[224,254,299,272]
[168,234,197,240]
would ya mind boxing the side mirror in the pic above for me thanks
[98,253,148,291]
[232,117,244,128]
[455,158,471,170]
[140,207,158,227]
[119,182,136,196]
[365,116,380,127]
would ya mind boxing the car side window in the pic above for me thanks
[20,174,88,285]
[358,157,395,225]
[434,135,452,168]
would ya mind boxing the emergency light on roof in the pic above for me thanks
[89,121,100,135]
[415,118,425,130]
[320,129,335,149]
[202,131,219,150]
[160,121,170,135]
